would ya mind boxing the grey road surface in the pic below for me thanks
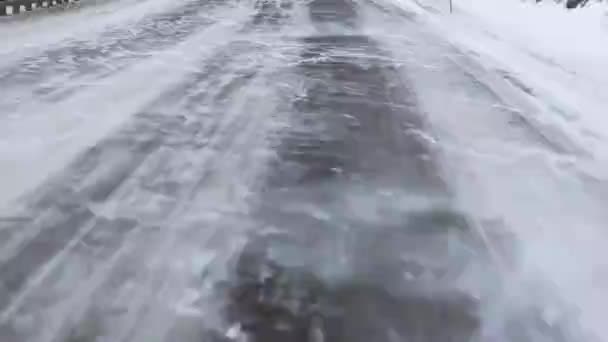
[0,0,584,341]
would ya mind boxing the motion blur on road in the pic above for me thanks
[0,0,604,341]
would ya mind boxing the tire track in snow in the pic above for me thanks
[365,4,590,341]
[0,1,574,342]
[102,6,306,342]
[0,6,302,338]
[0,4,256,337]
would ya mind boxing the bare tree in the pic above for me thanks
[535,0,600,8]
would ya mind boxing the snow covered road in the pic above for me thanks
[0,0,603,341]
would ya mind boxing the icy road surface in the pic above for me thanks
[0,0,603,341]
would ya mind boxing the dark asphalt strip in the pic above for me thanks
[220,1,482,342]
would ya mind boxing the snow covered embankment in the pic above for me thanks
[399,0,608,156]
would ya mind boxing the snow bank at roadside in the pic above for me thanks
[393,0,608,157]
[444,0,608,89]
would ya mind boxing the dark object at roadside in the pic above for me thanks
[535,0,592,9]
[566,0,590,9]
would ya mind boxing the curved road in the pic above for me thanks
[0,0,587,341]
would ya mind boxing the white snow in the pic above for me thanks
[386,1,608,341]
[395,0,608,154]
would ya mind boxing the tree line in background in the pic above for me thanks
[536,0,604,9]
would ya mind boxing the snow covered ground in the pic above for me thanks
[386,1,608,341]
[394,0,608,155]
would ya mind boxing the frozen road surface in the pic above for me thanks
[0,0,602,341]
